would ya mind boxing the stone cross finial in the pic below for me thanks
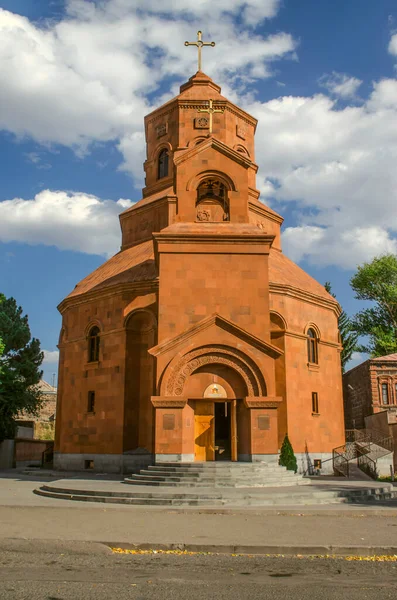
[198,99,225,133]
[185,30,215,72]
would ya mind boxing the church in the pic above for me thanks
[54,39,345,474]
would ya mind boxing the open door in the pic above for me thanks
[194,401,215,461]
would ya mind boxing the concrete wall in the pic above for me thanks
[0,440,14,469]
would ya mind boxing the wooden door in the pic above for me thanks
[194,402,215,461]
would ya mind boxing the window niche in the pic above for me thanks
[157,149,169,179]
[196,178,229,222]
[312,392,319,415]
[88,326,100,363]
[381,382,390,405]
[307,328,319,365]
[87,391,96,413]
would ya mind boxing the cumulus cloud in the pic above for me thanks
[43,350,60,364]
[318,71,363,98]
[247,78,397,268]
[0,2,295,168]
[389,33,397,56]
[0,2,397,270]
[0,190,133,256]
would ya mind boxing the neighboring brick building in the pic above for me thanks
[55,70,345,474]
[17,379,57,440]
[343,354,397,430]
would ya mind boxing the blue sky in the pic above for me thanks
[1,0,397,383]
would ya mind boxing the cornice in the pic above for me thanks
[153,231,275,247]
[269,283,341,316]
[248,201,284,225]
[149,313,283,359]
[142,177,173,198]
[120,194,177,220]
[174,136,254,170]
[284,330,341,349]
[58,281,158,314]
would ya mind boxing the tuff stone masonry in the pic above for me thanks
[54,71,345,474]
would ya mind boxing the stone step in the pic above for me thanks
[34,485,397,507]
[146,467,289,475]
[126,475,306,484]
[134,472,300,481]
[123,480,311,488]
[152,463,282,470]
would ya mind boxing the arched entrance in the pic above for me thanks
[187,363,248,462]
[161,346,266,462]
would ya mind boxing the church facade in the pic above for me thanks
[54,71,345,474]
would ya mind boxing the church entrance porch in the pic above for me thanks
[193,399,237,462]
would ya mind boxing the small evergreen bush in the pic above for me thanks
[279,434,298,473]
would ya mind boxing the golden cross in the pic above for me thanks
[198,99,225,133]
[184,30,215,72]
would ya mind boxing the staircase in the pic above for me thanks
[333,429,394,479]
[124,462,310,488]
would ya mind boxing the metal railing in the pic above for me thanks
[357,453,378,480]
[333,428,394,477]
[333,447,350,477]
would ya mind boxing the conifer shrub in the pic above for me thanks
[279,434,298,473]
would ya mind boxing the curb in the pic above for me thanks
[106,541,397,556]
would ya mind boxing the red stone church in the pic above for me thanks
[54,70,345,474]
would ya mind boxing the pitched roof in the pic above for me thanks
[268,249,334,301]
[65,239,156,299]
[371,353,397,362]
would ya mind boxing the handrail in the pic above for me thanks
[333,448,349,477]
[357,453,377,480]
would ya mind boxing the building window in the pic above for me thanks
[381,383,389,405]
[307,328,318,364]
[87,391,95,413]
[157,149,169,179]
[312,392,319,414]
[88,326,100,362]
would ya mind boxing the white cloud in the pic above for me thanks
[246,78,397,268]
[43,350,59,364]
[282,226,397,270]
[0,2,295,174]
[0,190,133,256]
[388,33,397,56]
[0,3,396,270]
[319,72,363,98]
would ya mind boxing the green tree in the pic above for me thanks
[279,434,297,473]
[350,254,397,357]
[0,294,44,441]
[325,282,359,372]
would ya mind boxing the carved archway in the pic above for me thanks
[163,345,267,397]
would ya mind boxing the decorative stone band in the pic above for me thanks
[151,396,188,409]
[244,396,283,409]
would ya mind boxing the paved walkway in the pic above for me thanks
[1,470,397,554]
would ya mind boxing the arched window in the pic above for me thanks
[157,149,169,179]
[307,328,318,364]
[88,326,100,363]
[196,178,229,222]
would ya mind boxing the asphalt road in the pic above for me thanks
[0,541,396,600]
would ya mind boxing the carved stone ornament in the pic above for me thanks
[195,117,210,129]
[156,123,167,138]
[244,396,282,409]
[256,221,266,231]
[164,346,267,397]
[151,396,187,409]
[196,209,211,221]
[236,125,246,140]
